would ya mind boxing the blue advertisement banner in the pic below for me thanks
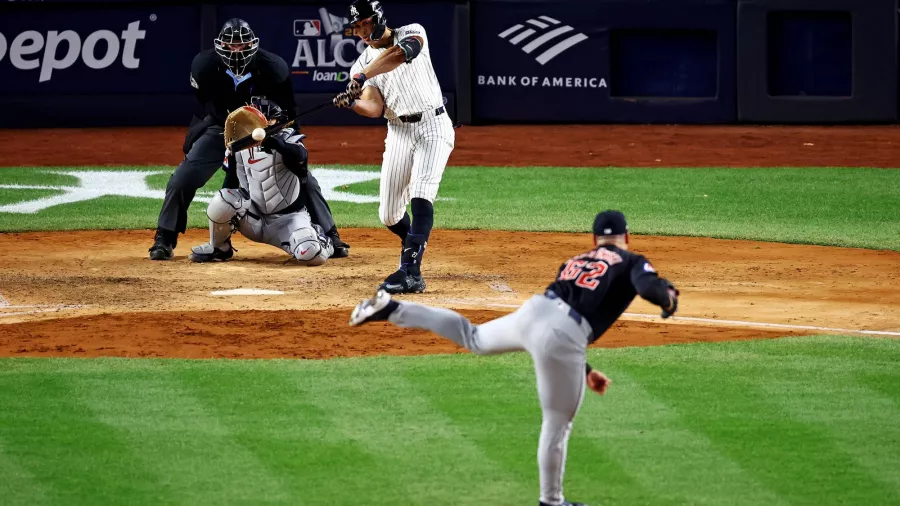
[471,0,736,123]
[216,3,457,94]
[0,5,201,94]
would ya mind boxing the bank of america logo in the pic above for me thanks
[498,16,588,65]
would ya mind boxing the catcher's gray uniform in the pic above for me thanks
[191,128,333,265]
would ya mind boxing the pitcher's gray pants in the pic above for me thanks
[389,294,592,505]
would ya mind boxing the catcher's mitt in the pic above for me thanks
[224,105,268,150]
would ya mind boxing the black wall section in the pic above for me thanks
[737,0,898,123]
[471,0,737,124]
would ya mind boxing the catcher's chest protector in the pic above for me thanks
[235,147,301,215]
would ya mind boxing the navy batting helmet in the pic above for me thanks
[215,18,259,77]
[346,0,387,41]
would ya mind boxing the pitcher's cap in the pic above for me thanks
[593,210,628,236]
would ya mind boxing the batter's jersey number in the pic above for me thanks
[559,259,609,290]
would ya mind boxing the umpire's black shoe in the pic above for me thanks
[378,269,426,294]
[330,234,350,258]
[148,229,176,261]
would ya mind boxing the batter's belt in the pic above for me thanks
[395,105,446,124]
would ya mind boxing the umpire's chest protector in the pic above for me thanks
[235,148,302,215]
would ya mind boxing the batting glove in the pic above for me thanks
[347,73,366,97]
[333,92,355,109]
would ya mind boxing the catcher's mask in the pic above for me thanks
[224,105,268,150]
[347,0,387,42]
[251,96,285,125]
[215,18,259,77]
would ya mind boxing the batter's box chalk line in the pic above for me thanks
[210,288,286,296]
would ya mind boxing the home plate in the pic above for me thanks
[210,288,285,296]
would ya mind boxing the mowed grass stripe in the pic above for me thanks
[619,339,900,505]
[578,364,786,506]
[170,362,383,504]
[0,444,52,506]
[0,371,156,504]
[396,356,552,501]
[750,338,900,492]
[294,357,531,504]
[70,365,292,504]
[764,379,900,493]
[395,353,659,505]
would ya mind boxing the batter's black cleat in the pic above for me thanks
[148,229,176,261]
[539,502,587,506]
[378,269,426,294]
[189,242,235,263]
[349,289,399,326]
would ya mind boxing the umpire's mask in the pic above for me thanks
[215,18,259,77]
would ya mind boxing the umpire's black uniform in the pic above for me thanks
[150,19,348,260]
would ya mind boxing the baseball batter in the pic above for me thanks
[189,98,333,265]
[350,210,680,506]
[333,0,455,294]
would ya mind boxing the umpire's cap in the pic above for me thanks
[593,210,628,236]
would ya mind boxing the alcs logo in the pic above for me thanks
[291,8,366,81]
[0,21,146,82]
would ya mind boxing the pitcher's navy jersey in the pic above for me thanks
[546,245,672,343]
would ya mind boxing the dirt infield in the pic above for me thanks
[1,125,898,360]
[1,228,897,359]
[3,124,900,168]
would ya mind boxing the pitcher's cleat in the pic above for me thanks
[349,289,399,326]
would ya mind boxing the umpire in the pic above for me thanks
[149,18,350,260]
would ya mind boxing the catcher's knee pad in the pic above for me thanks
[208,188,251,224]
[290,227,332,266]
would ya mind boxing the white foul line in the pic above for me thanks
[469,301,900,337]
[618,313,900,337]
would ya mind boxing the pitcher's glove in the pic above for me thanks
[660,278,679,319]
[333,91,356,109]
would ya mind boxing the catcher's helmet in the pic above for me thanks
[250,96,285,124]
[347,0,387,41]
[215,18,259,77]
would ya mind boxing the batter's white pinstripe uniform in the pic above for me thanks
[350,23,455,226]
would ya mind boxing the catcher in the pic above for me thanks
[189,97,334,265]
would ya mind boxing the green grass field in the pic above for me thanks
[1,337,898,505]
[1,166,898,249]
